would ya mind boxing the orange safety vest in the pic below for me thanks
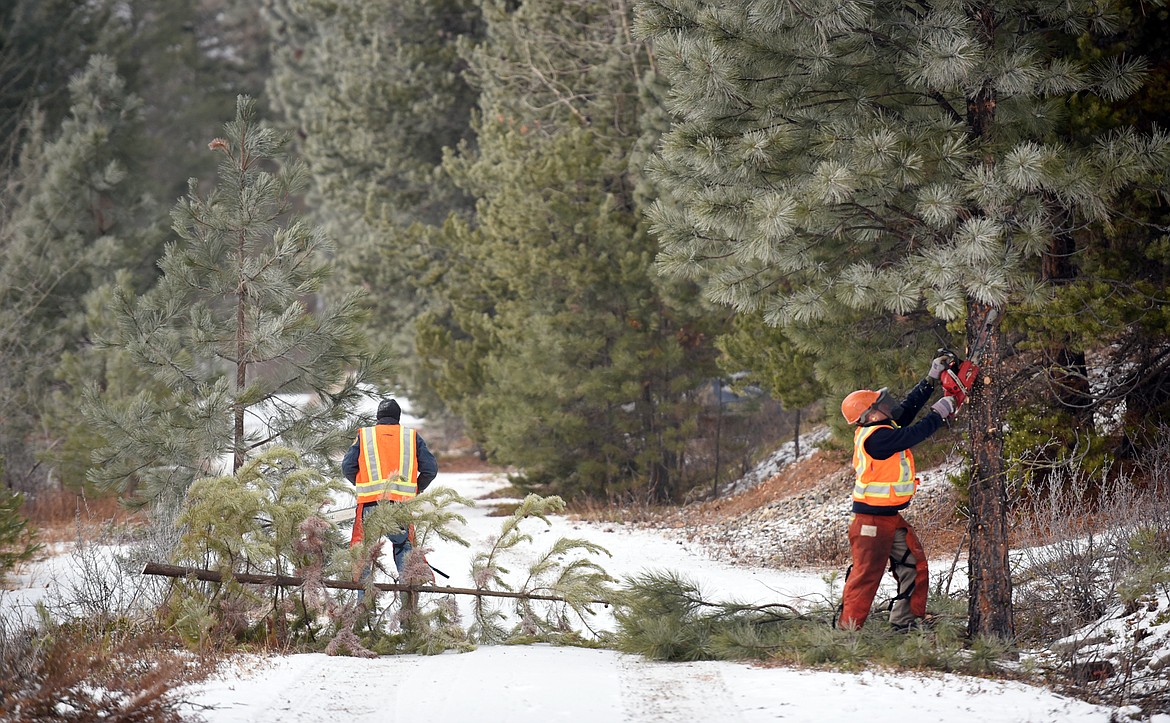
[350,425,419,547]
[852,423,918,507]
[354,425,420,504]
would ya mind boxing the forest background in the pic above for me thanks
[1,0,1169,648]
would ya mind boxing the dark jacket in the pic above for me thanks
[852,378,943,516]
[341,418,439,504]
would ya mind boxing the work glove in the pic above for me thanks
[931,396,957,419]
[928,355,950,381]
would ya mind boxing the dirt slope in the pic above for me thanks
[644,443,965,570]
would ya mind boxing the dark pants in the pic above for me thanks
[360,503,411,575]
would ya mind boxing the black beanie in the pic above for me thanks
[376,398,401,423]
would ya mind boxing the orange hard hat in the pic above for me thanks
[841,389,880,424]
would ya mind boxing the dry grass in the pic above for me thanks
[21,489,144,545]
[1010,459,1170,645]
[0,616,219,721]
[437,453,506,474]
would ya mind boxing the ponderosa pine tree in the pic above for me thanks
[85,96,389,506]
[1,2,273,493]
[716,315,824,456]
[1009,1,1170,457]
[0,56,158,491]
[418,0,719,500]
[0,1,119,160]
[634,0,1169,637]
[263,0,481,414]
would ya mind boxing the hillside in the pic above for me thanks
[640,429,965,571]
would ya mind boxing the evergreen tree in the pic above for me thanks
[85,96,390,506]
[264,0,481,413]
[634,0,1169,637]
[0,2,273,493]
[0,458,40,583]
[107,0,273,206]
[420,0,719,500]
[1010,1,1170,455]
[0,55,156,491]
[0,1,269,196]
[717,314,824,452]
[0,1,119,160]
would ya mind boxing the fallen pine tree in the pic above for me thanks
[141,562,612,606]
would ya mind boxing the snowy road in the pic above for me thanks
[2,471,1119,722]
[178,472,1113,723]
[184,645,1108,723]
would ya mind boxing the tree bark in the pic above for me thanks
[964,300,1015,639]
[233,152,249,475]
[1043,228,1092,423]
[962,1,1014,641]
[141,562,612,605]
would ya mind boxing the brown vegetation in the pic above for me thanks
[21,489,144,545]
[0,612,218,722]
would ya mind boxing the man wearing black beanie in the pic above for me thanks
[341,398,439,573]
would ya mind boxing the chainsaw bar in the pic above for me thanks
[937,307,1000,407]
[964,307,1000,367]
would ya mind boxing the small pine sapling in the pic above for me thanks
[172,446,349,648]
[468,493,616,644]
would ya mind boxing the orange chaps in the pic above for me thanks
[838,512,928,630]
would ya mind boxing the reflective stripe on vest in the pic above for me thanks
[354,425,419,504]
[852,423,917,506]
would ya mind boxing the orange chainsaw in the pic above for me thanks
[937,309,999,409]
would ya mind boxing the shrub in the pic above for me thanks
[0,462,40,583]
[0,607,214,722]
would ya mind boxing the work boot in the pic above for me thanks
[891,613,938,633]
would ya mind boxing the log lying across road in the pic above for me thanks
[141,562,611,606]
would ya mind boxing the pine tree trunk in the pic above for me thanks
[793,408,801,461]
[961,1,1014,641]
[964,300,1015,639]
[234,225,248,474]
[1043,228,1092,423]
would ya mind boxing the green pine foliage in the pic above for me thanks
[333,487,477,655]
[0,1,121,154]
[615,571,1002,674]
[717,315,824,410]
[175,447,348,577]
[0,55,160,492]
[265,0,479,229]
[420,0,720,501]
[0,457,41,582]
[634,0,1168,330]
[264,0,481,414]
[469,493,617,645]
[84,96,390,505]
[633,0,1170,638]
[0,4,272,493]
[167,466,616,654]
[169,446,348,647]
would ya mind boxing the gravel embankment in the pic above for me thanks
[642,428,963,569]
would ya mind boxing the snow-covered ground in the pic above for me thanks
[173,471,1123,722]
[184,644,1110,723]
[3,469,1134,722]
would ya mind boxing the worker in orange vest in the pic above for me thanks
[836,357,955,631]
[342,398,438,574]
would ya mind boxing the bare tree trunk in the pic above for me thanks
[1043,227,1092,423]
[793,407,801,460]
[964,300,1015,639]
